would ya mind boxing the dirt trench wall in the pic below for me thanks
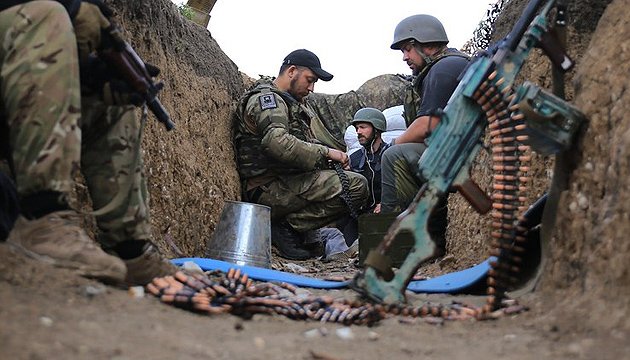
[447,0,628,332]
[541,0,630,331]
[486,0,630,332]
[307,74,408,139]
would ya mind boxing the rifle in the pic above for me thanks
[98,25,175,131]
[351,0,585,306]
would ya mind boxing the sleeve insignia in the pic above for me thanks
[258,94,278,110]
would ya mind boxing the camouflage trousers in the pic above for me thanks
[380,143,426,212]
[0,1,151,249]
[255,170,368,233]
[380,143,448,244]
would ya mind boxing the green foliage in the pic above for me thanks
[461,0,508,55]
[178,3,194,20]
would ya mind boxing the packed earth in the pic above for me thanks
[1,0,629,359]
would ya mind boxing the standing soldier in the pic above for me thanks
[0,0,176,285]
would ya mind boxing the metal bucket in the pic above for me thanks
[205,201,272,268]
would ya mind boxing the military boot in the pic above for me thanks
[116,241,179,286]
[301,229,325,258]
[6,210,127,284]
[271,221,312,260]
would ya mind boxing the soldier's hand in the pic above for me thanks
[327,148,350,170]
[81,55,161,106]
[73,0,114,60]
[102,79,144,106]
[373,204,382,214]
[102,62,160,106]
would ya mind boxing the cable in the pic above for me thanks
[364,134,379,209]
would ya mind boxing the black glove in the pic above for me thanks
[73,0,114,60]
[81,55,161,106]
[143,62,161,78]
[102,79,144,107]
[102,62,161,106]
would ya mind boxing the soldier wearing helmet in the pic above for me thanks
[349,108,391,214]
[380,15,470,254]
[390,14,470,129]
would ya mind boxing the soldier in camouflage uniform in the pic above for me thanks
[234,49,368,260]
[0,0,176,285]
[380,15,470,253]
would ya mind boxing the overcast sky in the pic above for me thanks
[172,0,495,94]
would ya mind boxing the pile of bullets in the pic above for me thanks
[146,268,526,324]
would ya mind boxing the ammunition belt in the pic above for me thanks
[472,70,532,314]
[332,162,360,219]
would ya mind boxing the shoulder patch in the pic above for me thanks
[258,93,277,110]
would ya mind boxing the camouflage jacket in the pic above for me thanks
[403,48,470,127]
[234,80,329,181]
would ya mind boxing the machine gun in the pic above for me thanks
[98,25,175,131]
[351,0,585,306]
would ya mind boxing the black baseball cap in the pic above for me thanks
[282,49,334,81]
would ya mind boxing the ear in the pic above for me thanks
[287,65,298,78]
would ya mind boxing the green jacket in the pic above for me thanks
[234,81,329,180]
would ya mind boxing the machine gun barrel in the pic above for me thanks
[504,0,547,50]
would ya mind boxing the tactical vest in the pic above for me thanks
[402,48,470,127]
[234,80,319,179]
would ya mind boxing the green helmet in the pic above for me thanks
[390,14,449,50]
[351,107,387,132]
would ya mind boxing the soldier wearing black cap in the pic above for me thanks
[233,49,368,260]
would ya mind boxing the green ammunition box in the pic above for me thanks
[358,213,415,267]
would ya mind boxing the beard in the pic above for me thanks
[358,133,376,147]
[410,54,426,76]
[289,77,300,99]
[411,62,426,76]
[288,75,307,101]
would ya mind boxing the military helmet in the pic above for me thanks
[390,14,449,50]
[351,107,387,132]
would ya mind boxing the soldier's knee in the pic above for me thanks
[346,172,369,202]
[347,171,367,189]
[11,1,76,55]
[28,0,73,24]
[381,145,397,166]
